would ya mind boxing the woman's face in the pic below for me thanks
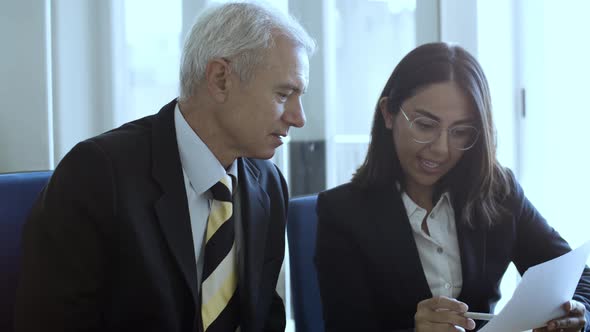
[380,81,477,196]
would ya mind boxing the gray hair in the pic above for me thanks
[179,1,316,101]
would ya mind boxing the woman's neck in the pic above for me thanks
[404,182,435,212]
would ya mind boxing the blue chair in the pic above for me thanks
[287,194,324,332]
[0,171,52,332]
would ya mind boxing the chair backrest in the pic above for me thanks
[287,194,324,332]
[0,171,52,332]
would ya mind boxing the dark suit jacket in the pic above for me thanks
[15,100,287,332]
[315,180,590,331]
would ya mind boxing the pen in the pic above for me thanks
[464,312,495,321]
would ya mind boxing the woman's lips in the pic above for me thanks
[418,157,444,174]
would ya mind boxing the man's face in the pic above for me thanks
[219,36,309,160]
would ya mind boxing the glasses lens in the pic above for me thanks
[410,117,440,143]
[449,125,479,150]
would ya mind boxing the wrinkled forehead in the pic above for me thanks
[265,40,309,88]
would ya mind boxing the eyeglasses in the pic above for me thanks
[400,107,480,151]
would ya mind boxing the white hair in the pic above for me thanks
[178,1,316,101]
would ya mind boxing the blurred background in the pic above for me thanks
[2,0,589,329]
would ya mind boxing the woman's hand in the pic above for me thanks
[533,300,586,332]
[415,296,476,332]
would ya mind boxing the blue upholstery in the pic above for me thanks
[0,171,52,332]
[287,194,324,332]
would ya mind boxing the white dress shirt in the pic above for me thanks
[174,104,239,286]
[401,191,463,298]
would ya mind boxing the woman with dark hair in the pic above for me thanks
[315,42,590,332]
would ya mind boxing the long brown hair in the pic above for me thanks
[352,42,512,227]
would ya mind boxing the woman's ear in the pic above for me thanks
[379,97,393,129]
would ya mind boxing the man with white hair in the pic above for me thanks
[15,2,315,331]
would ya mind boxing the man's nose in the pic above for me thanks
[284,99,306,128]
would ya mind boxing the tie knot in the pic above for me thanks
[210,174,234,202]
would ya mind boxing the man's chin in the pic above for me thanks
[247,149,277,161]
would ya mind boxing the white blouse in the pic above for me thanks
[401,192,463,298]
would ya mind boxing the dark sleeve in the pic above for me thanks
[15,140,114,332]
[575,277,590,332]
[314,190,383,332]
[263,291,286,332]
[510,179,590,331]
[262,164,288,332]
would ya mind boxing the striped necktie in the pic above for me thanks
[201,174,240,332]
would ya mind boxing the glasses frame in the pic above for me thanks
[399,107,480,151]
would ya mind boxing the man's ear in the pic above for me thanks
[205,58,233,102]
[379,97,393,129]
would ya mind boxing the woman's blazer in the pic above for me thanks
[315,181,590,331]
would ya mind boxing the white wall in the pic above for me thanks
[439,0,517,171]
[477,0,517,171]
[52,0,120,163]
[439,0,478,56]
[0,0,119,173]
[416,0,440,44]
[518,0,590,250]
[0,0,53,173]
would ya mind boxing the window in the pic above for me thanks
[516,0,590,250]
[121,0,182,125]
[326,0,418,188]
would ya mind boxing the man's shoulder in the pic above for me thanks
[84,99,176,157]
[50,115,158,189]
[57,101,177,178]
[88,115,155,154]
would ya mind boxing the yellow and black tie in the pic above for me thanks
[201,174,240,332]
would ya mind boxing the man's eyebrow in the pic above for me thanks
[276,83,305,94]
[414,108,476,125]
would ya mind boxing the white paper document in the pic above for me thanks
[479,240,590,332]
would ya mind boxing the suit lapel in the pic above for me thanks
[237,158,270,328]
[365,186,487,304]
[367,187,432,303]
[455,214,487,302]
[151,100,198,303]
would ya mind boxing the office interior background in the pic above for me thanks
[1,0,589,330]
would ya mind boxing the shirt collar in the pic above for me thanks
[174,103,238,194]
[397,182,452,218]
